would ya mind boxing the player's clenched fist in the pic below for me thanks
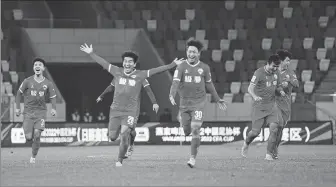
[169,95,176,105]
[217,99,227,110]
[96,96,102,103]
[80,43,93,54]
[153,104,159,113]
[15,108,21,117]
[253,96,262,101]
[50,109,57,116]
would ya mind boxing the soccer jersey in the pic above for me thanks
[172,60,212,108]
[19,76,56,113]
[275,69,297,112]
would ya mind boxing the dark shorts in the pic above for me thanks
[178,100,206,128]
[251,106,279,131]
[23,110,46,137]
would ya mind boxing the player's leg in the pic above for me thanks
[180,110,192,136]
[187,109,204,168]
[108,116,121,141]
[22,114,34,141]
[116,116,135,166]
[124,116,138,159]
[30,113,46,163]
[265,110,281,160]
[274,110,289,158]
[242,116,265,158]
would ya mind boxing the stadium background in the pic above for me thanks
[1,0,336,147]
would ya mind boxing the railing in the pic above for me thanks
[20,18,83,28]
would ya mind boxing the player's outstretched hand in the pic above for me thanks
[169,95,176,105]
[281,81,289,88]
[254,96,262,101]
[172,58,185,66]
[280,91,286,97]
[96,97,103,103]
[217,99,227,110]
[153,104,159,113]
[80,43,93,54]
[15,109,21,117]
[50,109,57,116]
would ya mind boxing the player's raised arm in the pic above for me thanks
[249,71,262,101]
[80,43,119,76]
[48,81,57,116]
[169,65,183,100]
[99,80,115,99]
[15,79,28,114]
[146,58,184,78]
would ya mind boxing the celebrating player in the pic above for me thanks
[15,58,57,163]
[97,78,159,159]
[241,54,285,160]
[273,50,299,159]
[80,43,183,167]
[169,39,227,168]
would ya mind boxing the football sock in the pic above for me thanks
[118,134,129,163]
[32,137,41,158]
[191,137,200,159]
[267,123,279,155]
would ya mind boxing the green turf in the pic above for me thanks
[1,144,336,186]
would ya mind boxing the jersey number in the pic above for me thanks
[40,119,45,128]
[194,111,203,121]
[127,116,135,126]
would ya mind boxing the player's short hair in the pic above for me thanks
[276,50,292,61]
[122,51,139,63]
[33,58,46,66]
[186,39,204,52]
[268,54,281,65]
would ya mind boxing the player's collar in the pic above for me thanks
[33,75,45,83]
[186,59,200,67]
[263,66,272,74]
[123,68,136,76]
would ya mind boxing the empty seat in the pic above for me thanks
[5,83,13,96]
[225,1,235,10]
[266,18,276,29]
[195,30,206,40]
[230,82,241,94]
[233,49,244,61]
[241,82,249,93]
[283,38,292,49]
[185,9,195,20]
[283,7,293,18]
[319,59,330,71]
[9,71,19,83]
[301,70,312,82]
[177,40,186,51]
[225,60,236,72]
[234,19,244,29]
[202,40,209,50]
[220,39,230,51]
[291,92,297,103]
[227,30,237,40]
[243,93,253,103]
[303,38,314,49]
[326,6,336,17]
[1,60,9,72]
[0,29,3,40]
[237,29,247,40]
[180,20,190,31]
[316,48,327,60]
[211,50,222,62]
[147,20,157,31]
[304,81,315,93]
[142,10,151,20]
[246,1,256,9]
[300,1,311,8]
[289,59,298,70]
[13,9,23,20]
[318,16,329,28]
[279,0,289,8]
[324,37,335,49]
[261,38,272,50]
[257,60,266,68]
[223,93,234,103]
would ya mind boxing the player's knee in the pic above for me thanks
[25,133,33,141]
[130,128,136,137]
[269,123,279,133]
[34,129,42,138]
[183,125,191,136]
[109,131,119,141]
[250,128,261,137]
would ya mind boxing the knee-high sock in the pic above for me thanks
[32,137,41,158]
[118,134,129,163]
[267,123,279,155]
[191,136,200,158]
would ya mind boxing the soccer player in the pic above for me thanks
[15,58,57,163]
[169,39,227,168]
[273,50,299,159]
[80,43,184,167]
[241,54,285,160]
[96,78,159,159]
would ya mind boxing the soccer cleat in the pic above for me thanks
[241,141,249,158]
[115,161,122,167]
[265,154,275,161]
[30,157,36,164]
[123,145,134,159]
[187,158,196,168]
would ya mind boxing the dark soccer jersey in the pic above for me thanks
[108,66,148,116]
[250,66,280,111]
[173,61,212,107]
[19,76,56,113]
[275,69,297,112]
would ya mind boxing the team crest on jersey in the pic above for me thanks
[274,74,278,79]
[43,85,48,90]
[197,68,203,75]
[131,75,136,78]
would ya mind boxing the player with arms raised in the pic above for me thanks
[97,77,159,159]
[273,50,299,159]
[169,39,227,168]
[80,43,183,167]
[15,58,57,163]
[241,54,285,160]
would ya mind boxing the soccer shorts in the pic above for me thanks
[23,110,46,138]
[251,107,279,132]
[178,100,206,128]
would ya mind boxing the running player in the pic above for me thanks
[169,39,227,168]
[80,43,183,167]
[274,50,299,159]
[15,58,57,163]
[241,54,285,160]
[96,78,159,159]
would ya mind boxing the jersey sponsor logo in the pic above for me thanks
[184,75,192,82]
[197,68,203,75]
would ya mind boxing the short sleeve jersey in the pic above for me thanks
[172,61,212,107]
[19,76,57,113]
[275,69,298,112]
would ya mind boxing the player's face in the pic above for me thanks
[123,57,136,73]
[33,61,45,75]
[281,57,291,70]
[186,46,200,63]
[267,62,280,73]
